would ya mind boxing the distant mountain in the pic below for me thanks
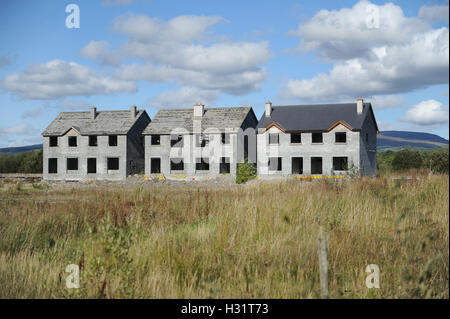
[0,144,43,154]
[378,131,449,151]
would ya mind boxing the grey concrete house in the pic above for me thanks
[42,106,150,181]
[256,97,378,177]
[143,103,257,178]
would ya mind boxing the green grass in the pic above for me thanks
[0,172,448,298]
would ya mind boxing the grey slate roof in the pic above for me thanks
[143,107,253,134]
[42,110,148,136]
[256,103,378,132]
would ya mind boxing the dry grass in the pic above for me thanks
[0,172,448,298]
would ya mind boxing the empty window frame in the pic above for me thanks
[333,157,348,171]
[150,158,161,174]
[292,157,303,174]
[335,132,346,143]
[311,133,323,144]
[221,133,230,144]
[196,158,210,171]
[291,133,301,144]
[196,134,209,148]
[87,158,97,174]
[109,135,118,146]
[151,135,160,145]
[107,157,119,170]
[268,157,282,171]
[170,158,184,171]
[311,157,323,174]
[220,157,230,174]
[68,136,77,147]
[49,136,58,147]
[48,158,57,174]
[170,135,183,147]
[89,135,98,147]
[67,158,78,171]
[269,133,279,145]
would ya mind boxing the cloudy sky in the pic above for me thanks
[0,0,448,147]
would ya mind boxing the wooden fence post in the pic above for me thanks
[317,226,329,298]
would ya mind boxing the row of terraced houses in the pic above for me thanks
[42,98,378,181]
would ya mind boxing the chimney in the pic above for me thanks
[193,102,204,117]
[130,104,137,119]
[265,100,272,117]
[357,96,363,114]
[90,106,96,119]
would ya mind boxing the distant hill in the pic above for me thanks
[378,131,449,151]
[0,144,43,154]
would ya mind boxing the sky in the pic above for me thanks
[0,0,448,147]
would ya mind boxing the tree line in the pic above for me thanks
[0,149,43,173]
[378,148,449,174]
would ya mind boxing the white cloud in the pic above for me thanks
[1,59,136,99]
[369,95,404,109]
[149,87,220,109]
[83,13,271,97]
[402,99,449,126]
[282,1,449,102]
[80,40,110,60]
[62,98,91,110]
[101,0,151,6]
[419,4,449,23]
[21,108,43,119]
[0,123,37,135]
[291,0,429,61]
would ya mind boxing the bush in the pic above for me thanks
[392,149,423,171]
[236,160,256,184]
[423,148,449,174]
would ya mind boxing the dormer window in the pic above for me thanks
[269,133,279,145]
[68,136,77,147]
[335,132,346,143]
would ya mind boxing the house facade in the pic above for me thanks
[42,106,150,181]
[256,98,378,177]
[143,103,257,178]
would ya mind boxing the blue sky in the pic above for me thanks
[0,0,448,147]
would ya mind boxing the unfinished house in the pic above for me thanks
[256,97,378,177]
[143,103,257,178]
[42,106,150,181]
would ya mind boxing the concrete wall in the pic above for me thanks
[256,124,361,177]
[43,132,128,180]
[145,132,240,178]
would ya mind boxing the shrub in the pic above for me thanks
[236,160,256,184]
[392,149,423,171]
[423,148,449,174]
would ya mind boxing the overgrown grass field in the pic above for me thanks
[0,172,448,298]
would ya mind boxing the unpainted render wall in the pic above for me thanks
[145,132,240,177]
[256,124,362,177]
[43,133,128,181]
